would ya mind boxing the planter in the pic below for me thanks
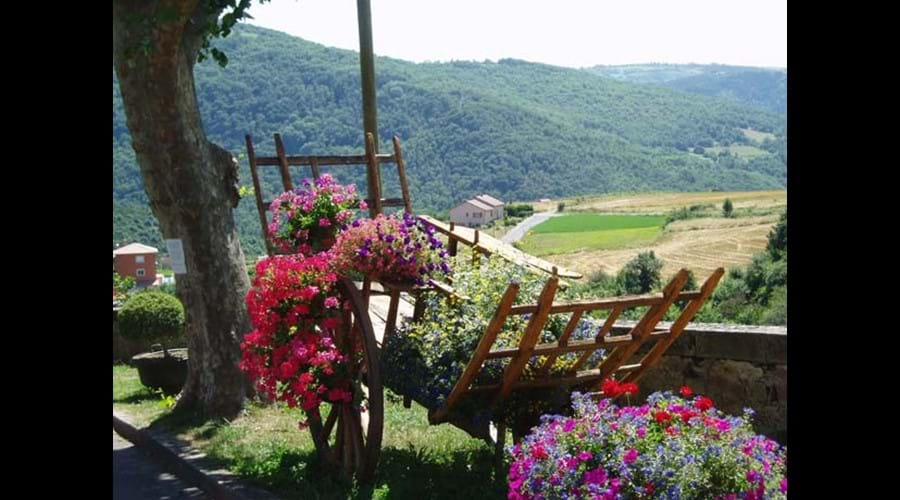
[131,348,189,395]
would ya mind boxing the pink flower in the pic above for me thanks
[324,296,339,308]
[623,449,638,464]
[577,451,592,461]
[359,200,368,210]
[318,218,332,227]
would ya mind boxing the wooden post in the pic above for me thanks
[309,157,321,180]
[364,133,382,217]
[273,133,293,191]
[393,136,413,214]
[357,0,379,158]
[244,135,275,256]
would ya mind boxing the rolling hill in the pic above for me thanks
[114,25,787,257]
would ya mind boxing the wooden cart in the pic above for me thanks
[245,133,724,481]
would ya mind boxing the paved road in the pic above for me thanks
[501,212,558,244]
[113,431,207,500]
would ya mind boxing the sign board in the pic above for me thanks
[165,239,187,274]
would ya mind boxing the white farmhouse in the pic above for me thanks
[449,194,505,228]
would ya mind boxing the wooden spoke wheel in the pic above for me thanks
[306,277,384,483]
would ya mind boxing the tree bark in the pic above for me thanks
[113,0,250,418]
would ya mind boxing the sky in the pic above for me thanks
[244,0,787,69]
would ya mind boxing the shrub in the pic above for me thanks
[113,272,136,303]
[508,388,787,499]
[118,292,186,348]
[766,211,787,261]
[723,198,734,218]
[557,202,566,212]
[617,251,663,294]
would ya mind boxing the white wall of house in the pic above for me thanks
[450,201,493,227]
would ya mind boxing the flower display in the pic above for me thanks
[330,212,451,286]
[382,255,610,427]
[508,388,787,499]
[239,253,359,419]
[267,174,364,255]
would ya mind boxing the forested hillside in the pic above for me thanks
[114,25,786,257]
[585,63,786,114]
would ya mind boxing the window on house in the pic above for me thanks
[136,268,145,277]
[135,255,145,264]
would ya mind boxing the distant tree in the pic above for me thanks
[557,202,566,212]
[722,198,734,218]
[618,251,664,294]
[693,147,705,154]
[767,210,787,260]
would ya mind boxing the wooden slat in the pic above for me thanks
[623,268,725,383]
[429,282,520,424]
[364,197,405,207]
[418,215,582,279]
[616,363,642,373]
[245,135,275,256]
[383,289,401,346]
[468,367,608,393]
[426,279,471,301]
[492,277,559,407]
[536,310,583,376]
[508,292,702,316]
[485,335,637,360]
[254,153,396,166]
[593,270,690,387]
[364,132,382,217]
[393,136,413,214]
[571,306,624,371]
[273,133,293,191]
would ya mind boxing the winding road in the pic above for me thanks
[501,212,558,244]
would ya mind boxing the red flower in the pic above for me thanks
[695,396,714,412]
[602,379,622,397]
[620,382,639,396]
[679,385,693,398]
[654,411,673,425]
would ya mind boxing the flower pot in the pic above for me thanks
[131,348,189,396]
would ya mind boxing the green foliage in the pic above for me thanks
[665,204,711,225]
[722,198,734,218]
[587,63,786,114]
[767,210,787,260]
[113,272,136,302]
[118,291,186,345]
[505,204,534,218]
[617,251,664,294]
[113,25,787,256]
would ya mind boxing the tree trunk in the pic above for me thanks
[113,0,250,418]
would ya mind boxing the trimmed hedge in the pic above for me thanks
[118,291,185,345]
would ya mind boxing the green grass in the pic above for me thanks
[519,214,665,255]
[112,365,507,500]
[113,363,173,426]
[531,214,665,234]
[520,226,662,256]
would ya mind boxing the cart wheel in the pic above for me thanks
[306,278,384,483]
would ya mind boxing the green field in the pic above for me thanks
[519,214,665,255]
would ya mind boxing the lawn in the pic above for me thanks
[519,214,665,256]
[113,364,507,500]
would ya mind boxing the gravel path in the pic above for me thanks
[501,212,558,244]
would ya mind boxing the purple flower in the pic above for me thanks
[577,451,592,461]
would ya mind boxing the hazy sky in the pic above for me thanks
[244,0,787,69]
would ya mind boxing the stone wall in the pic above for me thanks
[611,320,787,442]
